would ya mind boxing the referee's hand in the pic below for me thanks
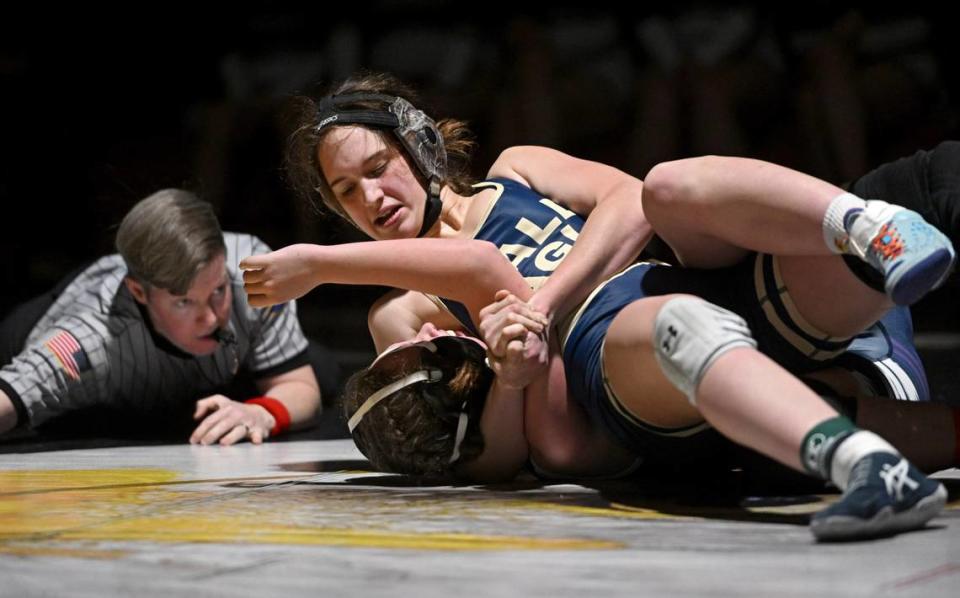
[190,395,275,445]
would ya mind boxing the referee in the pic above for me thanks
[0,189,330,444]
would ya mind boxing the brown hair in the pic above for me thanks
[115,189,225,294]
[285,72,477,220]
[342,342,492,477]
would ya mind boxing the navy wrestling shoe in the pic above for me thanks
[810,452,947,542]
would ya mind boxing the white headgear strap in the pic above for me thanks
[347,368,443,433]
[448,407,470,464]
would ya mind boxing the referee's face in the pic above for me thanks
[140,254,233,356]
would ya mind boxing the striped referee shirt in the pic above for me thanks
[0,233,309,427]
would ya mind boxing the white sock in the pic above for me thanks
[822,193,866,254]
[830,430,898,491]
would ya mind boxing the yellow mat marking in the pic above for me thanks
[0,469,624,554]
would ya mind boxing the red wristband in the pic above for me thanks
[245,396,291,436]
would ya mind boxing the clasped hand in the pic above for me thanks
[478,290,551,389]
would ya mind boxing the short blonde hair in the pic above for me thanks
[115,189,225,294]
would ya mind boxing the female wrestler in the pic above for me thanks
[240,73,953,540]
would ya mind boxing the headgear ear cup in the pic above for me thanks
[389,97,447,183]
[391,101,446,236]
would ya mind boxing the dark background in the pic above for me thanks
[2,2,958,382]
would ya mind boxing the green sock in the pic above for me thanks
[800,416,857,480]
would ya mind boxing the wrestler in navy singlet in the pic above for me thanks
[558,260,928,457]
[429,178,929,455]
[432,178,582,334]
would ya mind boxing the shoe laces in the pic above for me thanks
[879,458,919,501]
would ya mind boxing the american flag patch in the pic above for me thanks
[44,330,90,381]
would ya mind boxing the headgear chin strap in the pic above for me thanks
[418,191,443,237]
[314,92,446,237]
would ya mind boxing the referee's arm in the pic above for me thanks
[253,364,321,430]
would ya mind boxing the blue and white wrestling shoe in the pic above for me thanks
[810,452,947,542]
[857,208,955,306]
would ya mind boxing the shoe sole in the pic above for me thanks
[810,484,947,542]
[889,249,955,306]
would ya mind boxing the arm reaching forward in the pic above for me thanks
[241,238,533,326]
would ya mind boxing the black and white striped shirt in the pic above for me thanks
[0,233,309,427]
